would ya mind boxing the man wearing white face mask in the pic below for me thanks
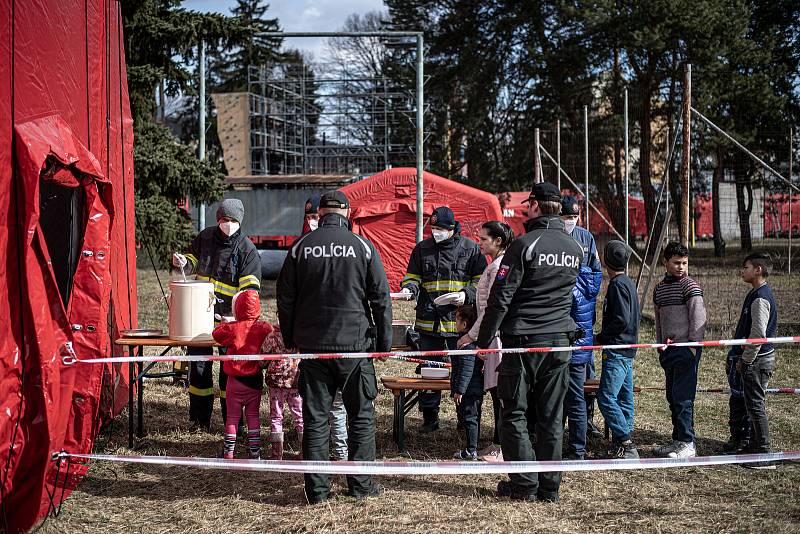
[400,206,486,432]
[172,198,262,430]
[560,195,603,459]
[302,194,321,234]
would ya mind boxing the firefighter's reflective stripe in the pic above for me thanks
[238,274,261,290]
[415,319,435,332]
[196,275,238,297]
[185,253,198,266]
[218,389,226,399]
[188,385,214,397]
[401,273,421,286]
[422,279,469,292]
[438,321,459,333]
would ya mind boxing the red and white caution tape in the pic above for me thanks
[642,387,800,396]
[54,451,800,475]
[390,355,451,368]
[61,336,800,366]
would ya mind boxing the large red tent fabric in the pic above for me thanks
[500,191,649,240]
[0,1,137,531]
[340,168,503,291]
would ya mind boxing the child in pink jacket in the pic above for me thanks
[261,324,303,460]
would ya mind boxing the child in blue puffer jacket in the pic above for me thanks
[561,195,603,460]
[451,305,484,460]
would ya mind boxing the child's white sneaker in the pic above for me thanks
[667,441,696,459]
[653,440,679,457]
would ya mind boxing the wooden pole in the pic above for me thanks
[681,64,691,246]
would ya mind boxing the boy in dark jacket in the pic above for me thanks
[596,241,641,459]
[728,252,778,469]
[451,305,484,460]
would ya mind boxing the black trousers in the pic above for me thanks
[728,394,751,441]
[417,333,458,414]
[298,356,378,501]
[188,346,228,426]
[742,356,775,453]
[498,334,570,496]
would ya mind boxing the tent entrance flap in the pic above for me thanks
[39,178,86,307]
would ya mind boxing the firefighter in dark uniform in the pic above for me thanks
[476,182,584,502]
[277,191,391,504]
[399,206,486,432]
[172,198,262,430]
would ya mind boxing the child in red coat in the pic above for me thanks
[212,289,272,459]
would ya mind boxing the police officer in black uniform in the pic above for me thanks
[277,191,392,504]
[173,198,262,430]
[476,182,584,502]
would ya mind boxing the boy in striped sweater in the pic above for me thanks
[653,242,707,458]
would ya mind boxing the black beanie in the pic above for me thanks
[604,240,631,271]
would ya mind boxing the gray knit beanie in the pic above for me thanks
[216,198,245,223]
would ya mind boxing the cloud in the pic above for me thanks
[182,0,386,62]
[301,7,322,19]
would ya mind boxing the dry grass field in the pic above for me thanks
[39,245,800,533]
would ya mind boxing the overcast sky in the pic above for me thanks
[182,0,386,61]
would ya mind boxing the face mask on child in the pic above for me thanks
[219,221,240,236]
[563,218,577,234]
[307,218,319,231]
[432,229,453,243]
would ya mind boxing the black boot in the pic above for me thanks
[420,408,440,433]
[585,393,604,440]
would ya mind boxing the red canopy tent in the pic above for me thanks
[0,1,137,531]
[340,168,503,291]
[497,191,530,238]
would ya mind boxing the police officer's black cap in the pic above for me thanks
[561,195,580,216]
[305,194,321,214]
[430,206,456,230]
[527,181,561,203]
[319,190,350,209]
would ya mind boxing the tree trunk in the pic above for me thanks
[712,146,726,256]
[639,83,657,232]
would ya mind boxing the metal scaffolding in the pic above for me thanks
[247,61,417,176]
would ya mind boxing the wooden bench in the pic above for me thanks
[381,376,452,452]
[380,376,641,451]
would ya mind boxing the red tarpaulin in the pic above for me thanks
[499,191,649,240]
[340,168,503,291]
[0,1,137,531]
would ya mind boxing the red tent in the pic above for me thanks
[0,1,137,531]
[499,191,648,240]
[340,168,503,291]
[497,191,530,238]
